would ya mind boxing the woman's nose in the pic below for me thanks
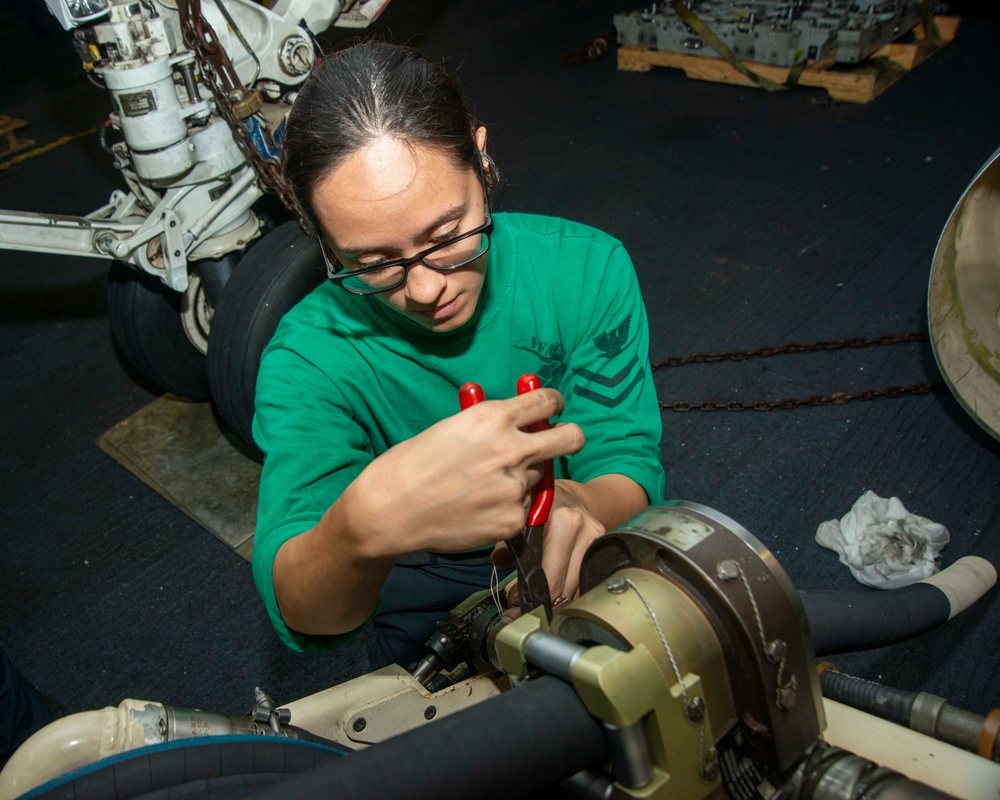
[404,262,447,303]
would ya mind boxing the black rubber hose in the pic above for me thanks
[818,669,915,726]
[800,583,952,656]
[801,503,1000,657]
[28,735,346,800]
[788,743,953,800]
[250,675,609,800]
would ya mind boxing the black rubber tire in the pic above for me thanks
[106,261,211,400]
[207,221,325,453]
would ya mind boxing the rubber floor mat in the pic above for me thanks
[96,394,261,560]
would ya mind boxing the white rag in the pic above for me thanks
[815,490,950,590]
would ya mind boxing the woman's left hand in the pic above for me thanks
[492,474,648,614]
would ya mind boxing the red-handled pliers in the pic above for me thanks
[458,374,554,621]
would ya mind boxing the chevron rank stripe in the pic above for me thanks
[572,360,644,408]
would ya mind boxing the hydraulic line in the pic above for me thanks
[784,743,953,800]
[800,582,951,655]
[800,503,1000,657]
[25,736,345,800]
[247,675,609,800]
[25,677,964,800]
[819,669,1000,762]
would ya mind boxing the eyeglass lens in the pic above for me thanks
[339,230,489,293]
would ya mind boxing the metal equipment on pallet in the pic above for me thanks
[614,1,922,67]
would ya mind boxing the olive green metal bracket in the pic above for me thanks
[495,611,720,799]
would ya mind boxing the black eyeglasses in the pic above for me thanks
[320,189,493,296]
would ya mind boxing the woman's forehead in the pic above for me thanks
[335,137,421,201]
[312,137,475,247]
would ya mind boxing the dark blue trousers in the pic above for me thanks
[370,552,513,670]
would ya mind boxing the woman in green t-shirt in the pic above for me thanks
[253,41,663,667]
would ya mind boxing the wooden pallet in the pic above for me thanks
[0,114,34,158]
[617,16,960,104]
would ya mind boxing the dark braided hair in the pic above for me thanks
[282,41,496,233]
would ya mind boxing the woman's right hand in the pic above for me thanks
[339,387,585,558]
[273,387,584,636]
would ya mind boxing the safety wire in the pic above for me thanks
[727,561,795,701]
[623,578,711,774]
[489,565,504,618]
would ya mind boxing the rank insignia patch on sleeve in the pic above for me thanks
[571,315,643,408]
[594,316,631,359]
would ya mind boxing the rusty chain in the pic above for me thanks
[162,8,950,416]
[176,0,311,232]
[652,332,946,412]
[651,332,930,368]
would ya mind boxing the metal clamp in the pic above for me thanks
[495,612,719,799]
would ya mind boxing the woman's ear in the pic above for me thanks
[474,126,496,190]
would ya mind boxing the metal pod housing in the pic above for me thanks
[556,501,825,775]
[928,145,1000,443]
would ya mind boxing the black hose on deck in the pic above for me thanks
[800,504,1000,657]
[24,678,604,800]
[800,583,952,656]
[250,675,609,800]
[28,736,346,800]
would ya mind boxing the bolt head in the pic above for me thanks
[776,685,797,710]
[685,696,705,722]
[352,717,367,733]
[606,577,628,594]
[716,559,740,581]
[424,706,437,721]
[766,639,787,664]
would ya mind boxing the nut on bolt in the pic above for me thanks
[716,559,740,581]
[685,696,705,723]
[230,88,263,119]
[279,35,314,76]
[766,639,787,664]
[700,750,720,783]
[776,683,797,710]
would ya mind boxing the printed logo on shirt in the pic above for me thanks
[572,314,643,408]
[514,337,568,387]
[594,317,631,360]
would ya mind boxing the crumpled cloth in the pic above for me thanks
[815,490,950,590]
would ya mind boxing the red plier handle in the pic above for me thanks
[516,374,554,528]
[457,375,555,620]
[458,382,486,410]
[458,376,554,523]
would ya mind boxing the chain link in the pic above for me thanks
[651,332,930,369]
[155,8,953,416]
[176,0,311,232]
[654,332,946,412]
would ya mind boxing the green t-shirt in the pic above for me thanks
[252,212,665,651]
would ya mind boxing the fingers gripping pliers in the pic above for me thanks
[458,374,554,622]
